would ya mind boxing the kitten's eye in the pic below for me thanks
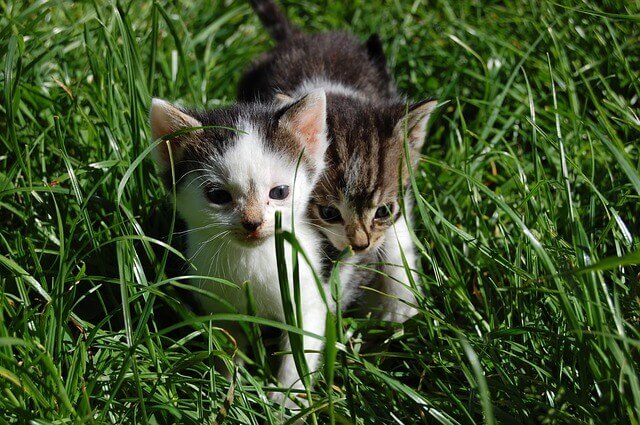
[269,185,290,200]
[374,203,394,219]
[206,188,232,205]
[318,205,342,222]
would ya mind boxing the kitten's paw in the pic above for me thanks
[267,390,285,405]
[268,391,307,423]
[381,305,419,323]
[213,355,244,381]
[268,390,301,409]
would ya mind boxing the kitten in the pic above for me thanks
[149,90,332,404]
[240,0,437,322]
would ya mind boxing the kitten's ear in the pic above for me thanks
[279,89,328,162]
[365,33,387,69]
[149,98,202,170]
[395,99,437,166]
[274,92,294,105]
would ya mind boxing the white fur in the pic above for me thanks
[176,121,332,399]
[377,213,420,322]
[291,77,366,101]
[345,154,364,195]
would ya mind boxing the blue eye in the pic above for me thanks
[318,205,342,222]
[206,188,232,204]
[269,185,290,200]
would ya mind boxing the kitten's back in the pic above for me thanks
[239,0,398,103]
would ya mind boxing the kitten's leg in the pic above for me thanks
[271,290,328,409]
[196,288,250,379]
[375,216,420,323]
[211,322,248,380]
[225,322,249,374]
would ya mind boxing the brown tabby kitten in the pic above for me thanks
[240,0,437,321]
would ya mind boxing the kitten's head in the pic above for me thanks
[149,90,328,247]
[308,96,436,254]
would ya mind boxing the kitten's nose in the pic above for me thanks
[241,220,262,232]
[351,242,370,252]
[349,228,370,252]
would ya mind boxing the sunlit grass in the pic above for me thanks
[1,0,639,423]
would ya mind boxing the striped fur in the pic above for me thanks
[242,0,438,322]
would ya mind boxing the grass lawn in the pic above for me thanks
[1,0,639,423]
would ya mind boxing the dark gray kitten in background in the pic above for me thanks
[239,0,437,322]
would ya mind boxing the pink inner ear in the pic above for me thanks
[151,115,176,142]
[149,99,202,169]
[281,90,327,159]
[293,115,323,152]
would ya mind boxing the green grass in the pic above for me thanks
[1,0,639,423]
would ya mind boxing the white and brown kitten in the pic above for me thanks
[149,91,332,404]
[240,0,437,322]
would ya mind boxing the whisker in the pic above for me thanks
[174,222,219,236]
[300,220,343,237]
[189,230,232,261]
